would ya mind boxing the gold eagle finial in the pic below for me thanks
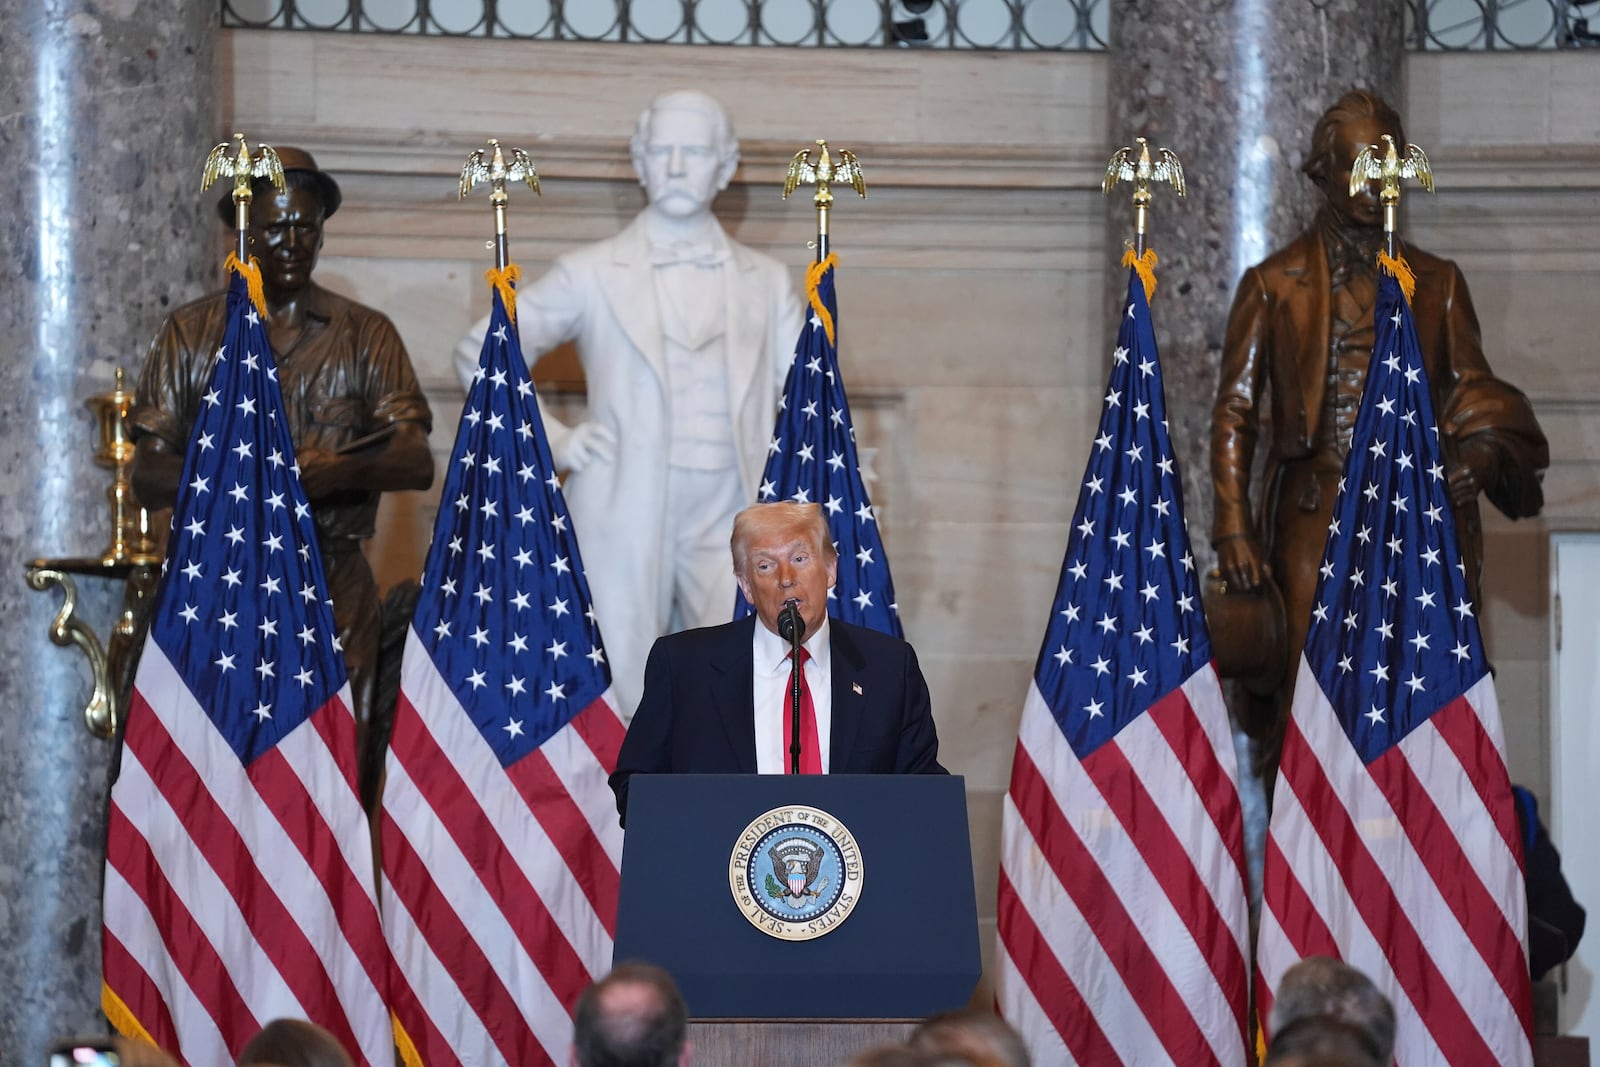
[1350,133,1434,201]
[1103,136,1186,200]
[784,139,867,206]
[1104,136,1185,263]
[458,138,541,201]
[201,134,285,226]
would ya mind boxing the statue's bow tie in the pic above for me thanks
[648,242,729,267]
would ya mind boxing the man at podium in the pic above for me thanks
[609,502,945,824]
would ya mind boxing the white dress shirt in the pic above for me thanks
[752,616,833,773]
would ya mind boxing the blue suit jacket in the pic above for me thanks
[609,615,946,824]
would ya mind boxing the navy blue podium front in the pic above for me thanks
[613,773,981,1019]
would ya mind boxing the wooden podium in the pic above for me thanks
[688,1020,916,1065]
[614,773,981,1037]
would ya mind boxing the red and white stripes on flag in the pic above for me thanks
[381,641,625,1066]
[1258,673,1533,1064]
[380,279,626,1067]
[999,672,1250,1066]
[105,658,392,1066]
[996,269,1250,1065]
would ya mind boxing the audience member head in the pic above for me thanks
[571,962,690,1067]
[731,502,838,639]
[236,1018,354,1067]
[1264,1014,1384,1067]
[1268,956,1395,1063]
[909,1009,1031,1067]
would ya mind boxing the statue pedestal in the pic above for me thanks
[1536,1035,1590,1067]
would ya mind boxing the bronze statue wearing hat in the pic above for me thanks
[1209,91,1549,785]
[129,146,434,761]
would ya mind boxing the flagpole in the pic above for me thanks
[784,139,866,263]
[1103,136,1185,263]
[459,139,541,272]
[201,134,286,262]
[776,138,874,768]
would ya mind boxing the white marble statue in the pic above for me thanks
[454,89,804,718]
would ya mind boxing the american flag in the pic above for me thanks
[1257,268,1533,1064]
[101,263,393,1065]
[996,268,1250,1065]
[736,254,902,635]
[380,276,626,1067]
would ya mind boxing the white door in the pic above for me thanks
[1550,533,1600,1038]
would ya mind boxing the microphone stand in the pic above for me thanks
[779,599,805,774]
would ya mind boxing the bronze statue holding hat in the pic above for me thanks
[129,146,434,786]
[1209,91,1549,786]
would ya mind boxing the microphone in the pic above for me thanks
[777,598,805,647]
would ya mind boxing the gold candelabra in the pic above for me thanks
[85,366,161,566]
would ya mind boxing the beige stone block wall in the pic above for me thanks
[222,30,1600,997]
[1406,52,1600,817]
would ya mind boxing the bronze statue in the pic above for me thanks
[1210,90,1548,779]
[129,146,434,741]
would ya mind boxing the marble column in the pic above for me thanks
[1108,0,1403,554]
[1106,0,1404,892]
[0,1,217,1059]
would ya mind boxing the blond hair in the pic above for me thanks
[730,502,834,575]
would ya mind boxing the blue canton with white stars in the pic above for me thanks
[1034,270,1211,760]
[735,262,902,636]
[414,285,611,767]
[147,269,347,766]
[1304,271,1488,763]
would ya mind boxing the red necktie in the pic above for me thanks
[784,648,823,774]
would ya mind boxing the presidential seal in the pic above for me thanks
[728,804,863,941]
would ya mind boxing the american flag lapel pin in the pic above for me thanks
[852,682,863,696]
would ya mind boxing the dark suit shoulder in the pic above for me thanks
[830,617,916,662]
[650,617,755,660]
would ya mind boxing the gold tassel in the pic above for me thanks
[224,251,268,318]
[392,1013,426,1067]
[1121,246,1159,302]
[101,981,157,1045]
[806,252,840,346]
[1376,249,1416,305]
[485,263,523,323]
